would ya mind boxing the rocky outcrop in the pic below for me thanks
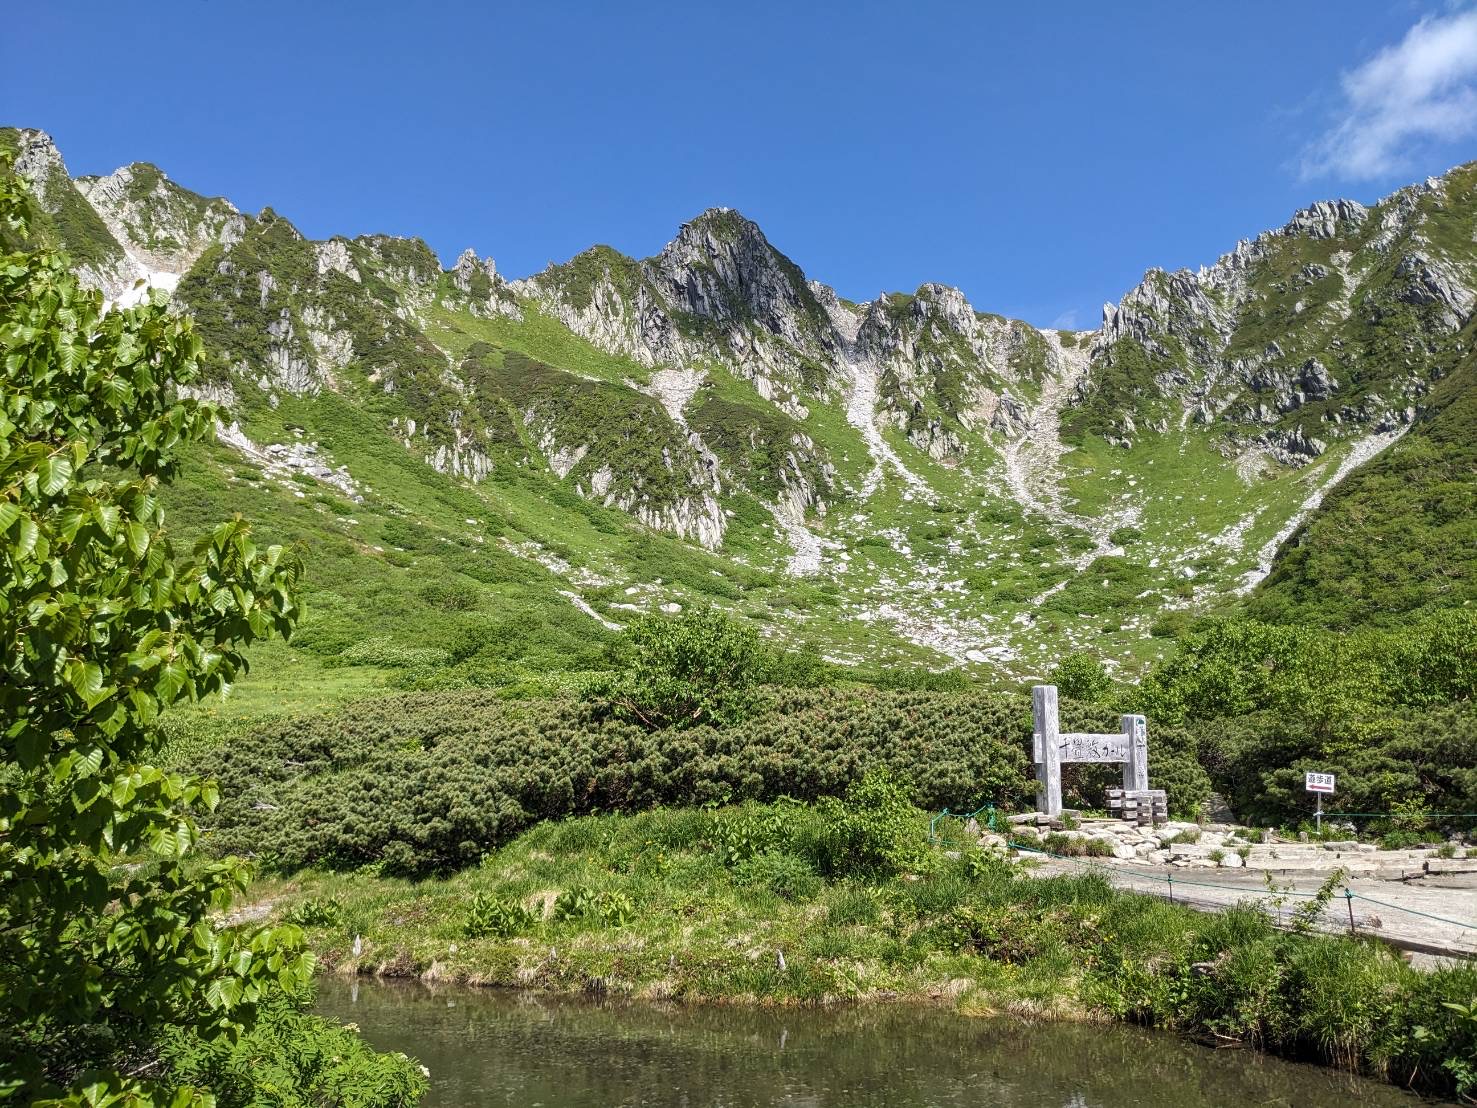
[517,210,842,407]
[1260,427,1327,464]
[1392,251,1475,326]
[9,127,70,209]
[1283,198,1369,240]
[75,163,246,276]
[1246,357,1338,415]
[857,284,1043,456]
[1083,164,1477,458]
[5,127,132,296]
[448,247,522,319]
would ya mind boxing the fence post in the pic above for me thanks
[1033,685,1062,817]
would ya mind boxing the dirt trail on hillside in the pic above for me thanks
[999,333,1137,574]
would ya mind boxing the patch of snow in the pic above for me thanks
[636,367,705,425]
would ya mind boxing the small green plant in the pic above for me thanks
[1168,828,1201,845]
[1236,845,1252,862]
[282,897,343,928]
[1290,867,1349,935]
[825,884,881,926]
[731,851,821,901]
[935,905,1037,962]
[1208,848,1226,866]
[961,847,1015,882]
[1380,829,1432,850]
[464,892,537,938]
[712,805,788,866]
[1042,833,1113,858]
[1437,843,1458,859]
[552,887,634,927]
[815,771,928,879]
[1390,798,1434,836]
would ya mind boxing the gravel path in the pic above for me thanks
[1028,853,1477,963]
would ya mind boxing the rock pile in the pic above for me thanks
[960,812,1464,880]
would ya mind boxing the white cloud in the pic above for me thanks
[1302,7,1477,180]
[1048,308,1080,330]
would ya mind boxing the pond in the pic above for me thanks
[316,977,1435,1107]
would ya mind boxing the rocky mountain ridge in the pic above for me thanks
[4,124,1473,674]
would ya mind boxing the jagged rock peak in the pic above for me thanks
[77,161,237,209]
[75,161,247,275]
[6,128,75,210]
[651,206,831,339]
[911,282,981,330]
[452,246,497,287]
[1282,198,1369,240]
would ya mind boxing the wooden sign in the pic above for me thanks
[1059,732,1130,763]
[1031,685,1150,817]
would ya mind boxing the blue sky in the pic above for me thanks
[8,2,1477,328]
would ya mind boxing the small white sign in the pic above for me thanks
[1305,772,1336,794]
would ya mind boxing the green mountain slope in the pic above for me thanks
[1250,341,1477,627]
[5,125,1474,693]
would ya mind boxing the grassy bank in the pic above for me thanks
[246,791,1477,1100]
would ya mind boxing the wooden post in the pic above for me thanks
[1033,685,1062,817]
[1121,714,1148,792]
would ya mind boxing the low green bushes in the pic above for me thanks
[1137,613,1477,825]
[203,683,1218,876]
[1195,703,1477,827]
[203,688,1034,875]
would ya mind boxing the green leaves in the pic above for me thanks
[602,606,764,731]
[64,658,107,706]
[36,452,72,495]
[14,514,38,556]
[0,163,311,1103]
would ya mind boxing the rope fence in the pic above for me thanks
[927,808,1477,942]
[1318,812,1477,824]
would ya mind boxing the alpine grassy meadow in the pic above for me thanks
[1,106,1476,1106]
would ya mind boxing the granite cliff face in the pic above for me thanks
[1083,169,1476,455]
[76,163,246,285]
[4,124,1474,670]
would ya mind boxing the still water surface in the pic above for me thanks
[316,977,1434,1107]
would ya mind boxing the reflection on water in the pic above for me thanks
[316,977,1430,1107]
